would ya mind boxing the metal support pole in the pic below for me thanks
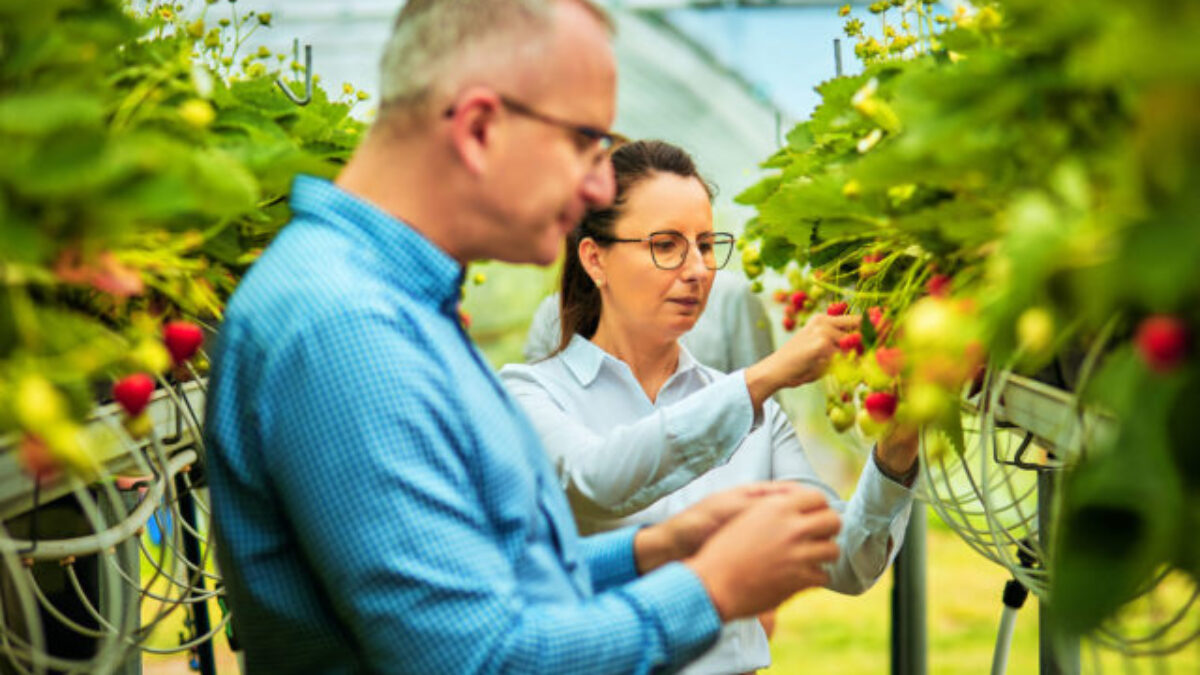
[891,502,927,675]
[834,38,844,77]
[177,478,216,675]
[1037,470,1080,675]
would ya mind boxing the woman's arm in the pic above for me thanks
[766,402,915,595]
[501,364,757,521]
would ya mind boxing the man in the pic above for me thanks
[204,1,866,672]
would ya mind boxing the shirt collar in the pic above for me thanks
[289,175,464,311]
[561,333,704,388]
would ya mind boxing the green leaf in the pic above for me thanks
[1052,354,1186,636]
[734,175,782,207]
[188,148,260,216]
[860,311,877,348]
[759,235,796,270]
[0,93,105,135]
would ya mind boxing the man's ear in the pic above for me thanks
[578,237,606,288]
[446,87,501,176]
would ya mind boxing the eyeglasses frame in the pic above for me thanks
[442,93,627,155]
[590,230,736,271]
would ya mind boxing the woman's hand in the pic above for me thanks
[744,314,860,411]
[875,422,920,485]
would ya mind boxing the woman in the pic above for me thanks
[500,140,918,675]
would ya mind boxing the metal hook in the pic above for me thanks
[17,478,40,555]
[275,39,313,106]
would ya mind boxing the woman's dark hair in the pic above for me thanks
[555,139,715,355]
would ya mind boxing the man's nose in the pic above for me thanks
[581,155,616,207]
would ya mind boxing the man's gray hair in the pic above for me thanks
[379,0,611,114]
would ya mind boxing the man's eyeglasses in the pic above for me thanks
[591,231,736,271]
[443,94,626,155]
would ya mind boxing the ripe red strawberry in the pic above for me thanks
[163,321,204,364]
[790,291,808,311]
[927,274,951,297]
[874,347,905,377]
[113,373,155,416]
[782,315,797,332]
[459,308,472,330]
[839,332,864,355]
[868,306,884,328]
[1136,315,1189,373]
[827,301,849,316]
[864,391,898,422]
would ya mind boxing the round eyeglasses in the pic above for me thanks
[591,231,736,270]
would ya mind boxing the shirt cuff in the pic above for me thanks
[732,368,766,432]
[579,527,640,592]
[855,454,916,526]
[617,561,722,669]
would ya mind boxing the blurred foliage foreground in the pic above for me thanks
[0,0,365,472]
[736,0,1200,658]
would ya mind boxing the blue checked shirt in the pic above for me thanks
[203,176,721,674]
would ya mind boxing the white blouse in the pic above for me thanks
[500,335,914,675]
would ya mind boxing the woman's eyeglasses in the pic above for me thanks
[591,231,736,270]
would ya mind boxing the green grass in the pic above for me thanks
[765,519,1200,674]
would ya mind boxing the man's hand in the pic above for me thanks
[683,488,842,622]
[633,482,801,574]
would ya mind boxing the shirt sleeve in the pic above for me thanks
[578,527,641,592]
[766,401,914,595]
[259,309,721,674]
[500,365,759,521]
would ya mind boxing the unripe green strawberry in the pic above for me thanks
[179,99,215,129]
[787,267,805,289]
[15,375,68,432]
[861,353,894,390]
[827,352,861,388]
[123,412,155,439]
[1017,306,1055,356]
[905,381,952,423]
[925,431,953,462]
[42,421,96,477]
[829,404,855,433]
[128,338,172,374]
[857,408,885,438]
[741,247,764,278]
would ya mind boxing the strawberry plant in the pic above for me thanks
[738,0,1200,643]
[0,0,366,474]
